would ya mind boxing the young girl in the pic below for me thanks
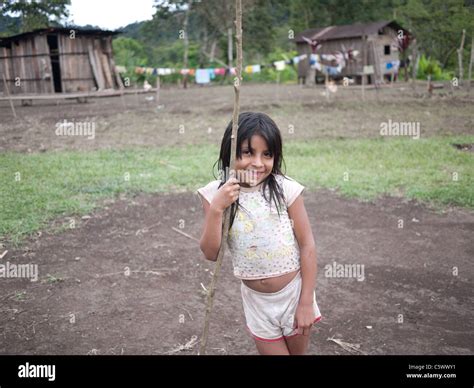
[197,112,322,355]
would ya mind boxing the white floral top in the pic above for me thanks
[196,174,305,279]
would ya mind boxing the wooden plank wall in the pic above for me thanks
[1,33,119,95]
[0,46,13,94]
[59,34,96,92]
[0,35,53,94]
[35,35,54,93]
[297,30,401,80]
[374,27,399,76]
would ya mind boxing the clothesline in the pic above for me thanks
[115,54,309,84]
[116,52,401,84]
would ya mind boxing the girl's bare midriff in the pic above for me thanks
[242,269,299,293]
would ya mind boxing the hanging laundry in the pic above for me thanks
[135,67,145,75]
[324,65,341,76]
[274,60,286,71]
[152,68,158,76]
[208,68,216,79]
[229,67,237,75]
[195,68,210,84]
[292,56,300,65]
[158,68,173,75]
[189,69,195,76]
[385,60,401,71]
[245,65,253,74]
[251,64,261,73]
[116,65,126,73]
[321,54,337,62]
[334,52,345,65]
[145,67,153,75]
[214,68,226,76]
[298,54,307,61]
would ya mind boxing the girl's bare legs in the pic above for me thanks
[285,327,312,355]
[254,339,290,355]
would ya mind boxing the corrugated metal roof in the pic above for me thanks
[0,27,120,45]
[295,20,409,43]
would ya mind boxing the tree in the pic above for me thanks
[112,37,149,68]
[396,0,474,70]
[193,0,256,68]
[0,0,70,33]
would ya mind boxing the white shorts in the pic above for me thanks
[241,271,322,342]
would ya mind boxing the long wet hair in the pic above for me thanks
[213,112,287,230]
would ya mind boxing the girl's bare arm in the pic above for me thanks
[288,195,318,335]
[199,177,240,261]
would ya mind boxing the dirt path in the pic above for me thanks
[1,189,472,355]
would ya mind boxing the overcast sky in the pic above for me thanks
[68,0,156,30]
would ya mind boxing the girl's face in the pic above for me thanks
[235,134,274,186]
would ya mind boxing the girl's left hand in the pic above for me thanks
[294,302,314,336]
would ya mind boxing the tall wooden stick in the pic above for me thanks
[468,35,473,92]
[3,74,17,118]
[457,29,466,85]
[199,0,242,355]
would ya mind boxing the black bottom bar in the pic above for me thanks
[0,355,471,387]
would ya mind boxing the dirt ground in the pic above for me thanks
[0,189,472,355]
[0,83,473,355]
[1,83,473,153]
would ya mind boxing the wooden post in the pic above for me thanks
[199,0,243,355]
[2,74,17,118]
[411,39,418,90]
[468,35,473,91]
[362,34,367,100]
[325,71,329,101]
[276,71,280,102]
[156,76,160,107]
[361,71,365,101]
[457,29,466,85]
[182,0,191,89]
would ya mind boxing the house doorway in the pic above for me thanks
[47,34,62,93]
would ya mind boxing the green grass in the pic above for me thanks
[1,136,472,245]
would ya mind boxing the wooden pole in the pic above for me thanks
[276,71,280,103]
[182,0,191,89]
[156,76,160,107]
[325,71,329,102]
[468,35,473,91]
[199,0,243,355]
[361,70,365,101]
[411,39,418,90]
[2,74,17,118]
[457,29,466,85]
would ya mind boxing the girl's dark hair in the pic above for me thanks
[212,111,287,230]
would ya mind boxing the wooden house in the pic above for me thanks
[0,27,123,95]
[295,20,411,84]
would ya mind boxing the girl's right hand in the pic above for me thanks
[210,176,240,213]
